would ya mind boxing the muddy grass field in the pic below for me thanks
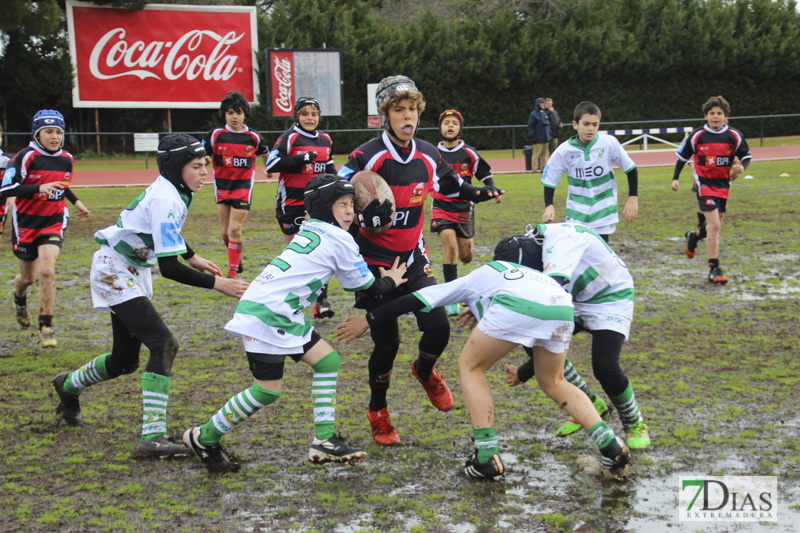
[1,161,798,532]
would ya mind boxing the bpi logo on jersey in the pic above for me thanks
[679,476,777,522]
[222,156,250,168]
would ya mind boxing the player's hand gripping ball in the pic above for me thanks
[351,171,395,234]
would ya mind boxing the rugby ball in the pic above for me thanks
[351,170,395,234]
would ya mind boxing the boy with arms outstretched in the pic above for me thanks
[1,110,91,347]
[338,241,630,480]
[431,109,500,315]
[183,174,407,472]
[672,95,750,284]
[542,102,638,242]
[204,90,269,279]
[502,223,650,450]
[51,135,248,457]
[337,75,503,445]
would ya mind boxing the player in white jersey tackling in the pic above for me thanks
[500,223,650,449]
[541,102,639,241]
[182,174,407,472]
[338,249,630,480]
[51,135,248,458]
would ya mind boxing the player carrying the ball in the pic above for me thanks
[183,174,407,472]
[337,75,504,445]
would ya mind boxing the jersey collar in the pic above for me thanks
[703,123,729,135]
[292,124,319,139]
[437,140,464,153]
[382,131,416,163]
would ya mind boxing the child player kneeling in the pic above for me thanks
[52,135,248,458]
[337,242,630,480]
[183,175,407,472]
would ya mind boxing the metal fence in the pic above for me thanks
[3,113,798,157]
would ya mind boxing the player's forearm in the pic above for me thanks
[366,293,424,325]
[157,255,215,289]
[626,167,638,196]
[544,186,555,208]
[672,160,687,181]
[362,277,396,297]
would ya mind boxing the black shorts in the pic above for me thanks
[355,260,437,310]
[12,232,64,261]
[276,206,307,236]
[696,194,727,213]
[431,205,475,239]
[245,330,322,380]
[217,198,251,210]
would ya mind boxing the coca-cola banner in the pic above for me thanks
[267,49,343,119]
[66,1,258,108]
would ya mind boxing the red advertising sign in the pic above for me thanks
[267,49,343,118]
[66,1,259,108]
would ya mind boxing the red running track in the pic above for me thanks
[71,144,798,187]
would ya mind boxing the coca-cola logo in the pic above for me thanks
[89,28,244,81]
[273,56,293,113]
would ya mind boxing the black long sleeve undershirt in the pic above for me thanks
[362,276,396,297]
[157,254,215,289]
[544,167,638,208]
[365,292,424,327]
[2,184,81,205]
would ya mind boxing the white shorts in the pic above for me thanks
[90,246,153,312]
[477,298,574,354]
[240,334,305,356]
[573,300,633,339]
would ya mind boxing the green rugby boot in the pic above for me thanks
[554,395,609,437]
[624,422,651,449]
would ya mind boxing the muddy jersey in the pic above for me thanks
[676,124,751,199]
[431,140,493,222]
[0,142,74,244]
[204,125,268,204]
[267,126,335,213]
[542,134,635,234]
[537,223,634,305]
[94,176,191,267]
[338,132,466,268]
[224,219,375,352]
[411,261,574,343]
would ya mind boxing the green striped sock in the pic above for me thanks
[199,382,281,446]
[609,382,643,426]
[64,353,112,395]
[141,372,170,441]
[589,420,615,449]
[563,357,592,397]
[473,427,498,463]
[311,351,340,440]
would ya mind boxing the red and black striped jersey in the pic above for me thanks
[338,132,466,268]
[0,143,73,243]
[432,140,493,217]
[676,124,751,199]
[204,125,268,204]
[266,126,336,212]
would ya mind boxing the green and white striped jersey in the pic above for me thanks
[542,134,635,234]
[411,261,574,342]
[225,219,376,353]
[94,176,191,267]
[538,223,634,305]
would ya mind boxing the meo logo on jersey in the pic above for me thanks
[223,156,250,168]
[160,222,184,247]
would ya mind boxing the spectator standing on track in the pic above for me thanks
[527,98,550,172]
[545,98,563,157]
